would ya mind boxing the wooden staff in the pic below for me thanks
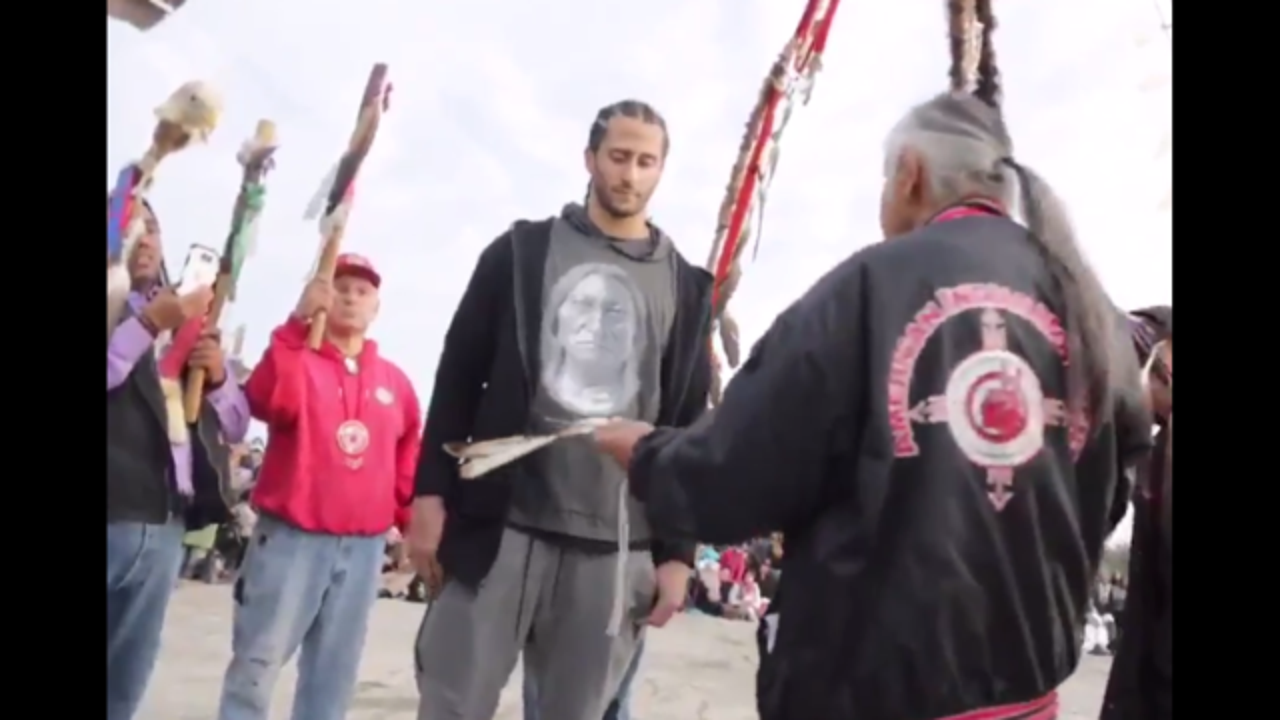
[304,64,392,350]
[108,81,222,338]
[184,120,278,422]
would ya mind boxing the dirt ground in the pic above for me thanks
[139,583,1111,719]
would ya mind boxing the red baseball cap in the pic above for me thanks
[333,252,382,288]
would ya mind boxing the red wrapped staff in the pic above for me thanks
[703,0,842,403]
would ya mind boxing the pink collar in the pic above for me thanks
[929,201,1006,225]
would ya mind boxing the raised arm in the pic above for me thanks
[244,282,332,428]
[244,316,310,429]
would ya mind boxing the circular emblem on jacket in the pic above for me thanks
[944,349,1045,468]
[336,420,370,456]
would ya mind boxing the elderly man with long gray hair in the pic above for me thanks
[592,85,1154,720]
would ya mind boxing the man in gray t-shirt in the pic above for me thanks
[413,100,713,720]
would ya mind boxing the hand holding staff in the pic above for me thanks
[184,119,279,422]
[303,64,391,350]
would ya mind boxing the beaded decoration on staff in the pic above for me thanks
[184,120,279,422]
[703,0,842,404]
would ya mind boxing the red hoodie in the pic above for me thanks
[720,546,747,584]
[245,315,422,535]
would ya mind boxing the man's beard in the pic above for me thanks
[592,177,646,219]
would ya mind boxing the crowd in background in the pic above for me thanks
[176,439,263,584]
[1084,573,1128,656]
[687,535,783,621]
[377,531,787,622]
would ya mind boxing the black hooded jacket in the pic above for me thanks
[628,213,1153,720]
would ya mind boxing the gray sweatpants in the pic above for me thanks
[414,527,655,720]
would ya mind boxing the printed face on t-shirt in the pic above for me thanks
[540,262,646,417]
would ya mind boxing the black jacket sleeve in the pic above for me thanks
[672,335,713,428]
[631,263,864,545]
[414,232,512,498]
[650,280,713,569]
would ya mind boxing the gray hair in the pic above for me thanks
[885,91,1119,428]
[884,91,1015,209]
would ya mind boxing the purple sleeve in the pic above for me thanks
[107,318,155,391]
[206,363,251,443]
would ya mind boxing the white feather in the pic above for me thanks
[447,419,609,479]
[302,164,339,221]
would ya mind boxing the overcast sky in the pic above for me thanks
[109,0,1170,541]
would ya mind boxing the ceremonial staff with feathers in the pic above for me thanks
[184,120,279,421]
[704,0,842,403]
[302,63,391,350]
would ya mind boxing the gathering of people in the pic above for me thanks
[108,3,1171,720]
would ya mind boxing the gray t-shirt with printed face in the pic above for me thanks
[506,217,677,543]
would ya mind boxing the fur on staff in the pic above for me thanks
[108,81,221,340]
[945,0,1001,107]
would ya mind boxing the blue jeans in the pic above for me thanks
[107,520,186,720]
[524,638,644,720]
[216,515,384,720]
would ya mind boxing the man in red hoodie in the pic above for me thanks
[217,253,422,720]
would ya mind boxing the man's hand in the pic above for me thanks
[594,419,655,470]
[407,496,447,597]
[142,287,213,332]
[293,278,334,322]
[648,560,691,628]
[385,525,403,545]
[187,329,227,387]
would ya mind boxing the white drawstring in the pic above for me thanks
[607,478,629,637]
